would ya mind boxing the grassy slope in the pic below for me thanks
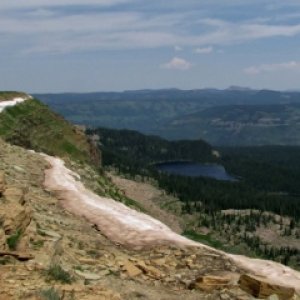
[0,98,93,164]
[0,91,28,101]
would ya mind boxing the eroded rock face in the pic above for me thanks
[2,204,32,235]
[191,275,235,292]
[0,172,32,250]
[239,274,295,299]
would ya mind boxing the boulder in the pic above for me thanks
[191,275,232,292]
[123,260,143,277]
[239,274,295,300]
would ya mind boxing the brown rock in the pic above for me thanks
[1,203,32,235]
[151,258,166,266]
[3,187,25,205]
[82,284,121,300]
[0,294,13,300]
[0,251,34,261]
[0,228,6,250]
[136,261,162,279]
[191,275,232,292]
[78,258,98,265]
[239,274,295,300]
[123,261,143,277]
[0,171,5,194]
[75,270,101,280]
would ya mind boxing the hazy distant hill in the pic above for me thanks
[35,88,300,146]
[163,103,300,146]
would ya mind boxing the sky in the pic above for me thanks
[1,0,300,92]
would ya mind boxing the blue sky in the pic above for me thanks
[1,0,300,92]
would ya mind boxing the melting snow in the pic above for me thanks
[0,97,30,113]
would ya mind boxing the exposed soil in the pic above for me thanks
[108,173,183,233]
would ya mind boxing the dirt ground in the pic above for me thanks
[108,173,183,233]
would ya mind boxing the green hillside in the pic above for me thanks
[0,91,29,101]
[0,98,98,165]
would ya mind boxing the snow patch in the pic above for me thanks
[0,97,30,113]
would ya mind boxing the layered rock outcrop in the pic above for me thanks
[0,172,32,252]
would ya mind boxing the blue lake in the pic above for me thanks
[156,161,237,181]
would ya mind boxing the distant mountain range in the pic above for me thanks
[35,88,300,146]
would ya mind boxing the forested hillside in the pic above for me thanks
[90,127,214,170]
[165,103,300,145]
[90,127,300,218]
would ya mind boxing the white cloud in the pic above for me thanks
[2,3,300,55]
[161,57,192,70]
[174,45,183,51]
[194,46,213,54]
[196,18,300,46]
[0,0,130,9]
[244,61,300,75]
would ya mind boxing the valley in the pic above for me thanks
[3,0,300,299]
[0,92,300,299]
[90,127,300,271]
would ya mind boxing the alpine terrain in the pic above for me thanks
[0,92,300,300]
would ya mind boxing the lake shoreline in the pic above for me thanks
[155,161,237,181]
